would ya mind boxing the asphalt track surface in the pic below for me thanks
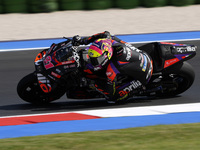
[0,40,199,117]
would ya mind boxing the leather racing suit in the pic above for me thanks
[76,31,153,102]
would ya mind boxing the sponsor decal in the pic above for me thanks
[142,55,147,72]
[126,48,132,61]
[119,80,142,97]
[37,73,52,93]
[176,46,196,53]
[106,63,119,81]
[146,60,153,80]
[64,64,76,69]
[38,81,52,93]
[51,72,61,78]
[139,53,144,67]
[61,60,75,65]
[164,58,179,68]
[186,46,196,52]
[125,43,141,53]
[106,71,112,77]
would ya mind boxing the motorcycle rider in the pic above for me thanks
[72,31,153,102]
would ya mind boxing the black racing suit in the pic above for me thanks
[79,31,153,102]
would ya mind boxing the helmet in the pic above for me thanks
[88,39,113,70]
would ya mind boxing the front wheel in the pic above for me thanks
[17,72,66,105]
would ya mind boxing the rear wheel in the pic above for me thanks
[17,72,66,105]
[155,62,195,97]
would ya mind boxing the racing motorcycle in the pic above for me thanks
[17,38,196,105]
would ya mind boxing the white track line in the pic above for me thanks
[0,102,200,119]
[75,102,200,117]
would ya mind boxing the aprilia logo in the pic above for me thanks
[119,80,142,97]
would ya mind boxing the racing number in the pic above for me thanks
[44,56,54,69]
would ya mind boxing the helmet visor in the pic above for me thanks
[90,51,108,67]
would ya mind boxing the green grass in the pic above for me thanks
[0,123,200,150]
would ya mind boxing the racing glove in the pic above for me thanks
[72,35,83,46]
[72,31,112,46]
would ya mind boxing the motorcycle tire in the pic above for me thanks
[17,72,66,105]
[156,62,195,97]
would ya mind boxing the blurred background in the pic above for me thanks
[0,0,199,14]
[0,0,200,41]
